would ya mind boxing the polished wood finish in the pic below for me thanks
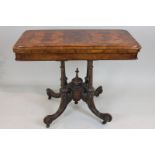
[13,29,141,127]
[13,29,141,60]
[44,61,111,127]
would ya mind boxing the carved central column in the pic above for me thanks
[44,61,112,128]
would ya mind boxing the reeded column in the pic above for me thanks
[60,61,66,88]
[87,60,93,89]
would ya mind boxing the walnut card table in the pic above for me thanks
[13,29,141,127]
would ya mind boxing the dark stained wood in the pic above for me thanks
[13,29,141,61]
[44,60,112,127]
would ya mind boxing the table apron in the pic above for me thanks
[15,53,138,61]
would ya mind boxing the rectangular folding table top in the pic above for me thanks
[13,29,141,61]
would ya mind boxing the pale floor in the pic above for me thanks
[0,80,155,129]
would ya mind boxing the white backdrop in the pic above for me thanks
[0,26,155,128]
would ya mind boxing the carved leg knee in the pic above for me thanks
[46,88,61,100]
[94,86,103,97]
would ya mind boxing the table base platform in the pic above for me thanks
[43,60,112,128]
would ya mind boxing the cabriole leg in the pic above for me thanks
[84,60,112,124]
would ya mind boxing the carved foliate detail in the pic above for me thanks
[44,61,112,127]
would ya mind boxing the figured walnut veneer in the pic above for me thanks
[13,29,141,61]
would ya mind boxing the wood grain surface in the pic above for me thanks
[13,29,141,60]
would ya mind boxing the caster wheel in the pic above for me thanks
[44,116,53,128]
[48,96,52,100]
[46,88,52,100]
[46,124,50,128]
[102,120,107,124]
[102,113,112,124]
